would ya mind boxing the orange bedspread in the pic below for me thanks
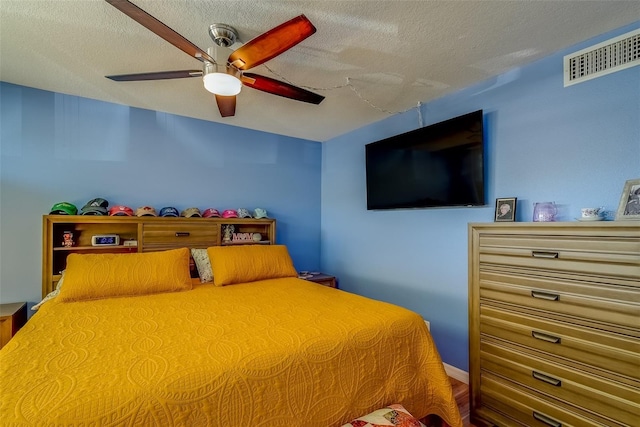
[0,278,461,426]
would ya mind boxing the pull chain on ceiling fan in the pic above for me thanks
[104,0,324,118]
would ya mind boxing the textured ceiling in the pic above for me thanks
[1,1,638,142]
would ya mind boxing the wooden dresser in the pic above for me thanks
[468,222,639,427]
[42,215,276,297]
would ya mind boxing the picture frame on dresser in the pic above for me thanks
[494,197,516,222]
[615,178,640,220]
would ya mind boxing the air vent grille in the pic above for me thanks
[564,28,639,86]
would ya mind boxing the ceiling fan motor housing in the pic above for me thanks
[208,24,238,47]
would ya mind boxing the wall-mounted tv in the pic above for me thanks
[365,110,485,210]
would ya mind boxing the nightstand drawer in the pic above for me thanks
[142,222,219,251]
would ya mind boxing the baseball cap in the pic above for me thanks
[136,206,157,217]
[50,202,78,215]
[109,205,134,216]
[222,209,238,218]
[83,198,109,208]
[81,198,109,215]
[237,208,252,218]
[81,206,108,215]
[253,208,269,219]
[202,208,221,218]
[159,207,179,217]
[181,207,202,218]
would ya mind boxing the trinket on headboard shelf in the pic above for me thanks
[232,232,262,242]
[222,224,235,243]
[62,231,74,247]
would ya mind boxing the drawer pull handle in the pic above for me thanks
[531,291,559,301]
[533,411,562,427]
[532,251,559,259]
[532,331,561,344]
[532,371,562,386]
[175,232,190,237]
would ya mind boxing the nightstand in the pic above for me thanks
[302,273,338,288]
[0,302,27,349]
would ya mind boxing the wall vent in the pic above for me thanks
[564,28,639,87]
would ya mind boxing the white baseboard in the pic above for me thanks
[444,363,469,384]
[423,319,468,384]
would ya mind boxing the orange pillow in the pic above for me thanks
[58,248,192,302]
[207,245,297,286]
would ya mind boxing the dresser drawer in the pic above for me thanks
[480,339,640,425]
[479,271,640,333]
[479,234,640,254]
[481,373,615,427]
[480,306,640,381]
[142,222,219,251]
[479,252,639,281]
[478,234,640,281]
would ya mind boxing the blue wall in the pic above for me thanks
[0,83,322,305]
[320,23,640,371]
[2,23,638,372]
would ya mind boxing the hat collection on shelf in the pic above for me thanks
[49,199,269,219]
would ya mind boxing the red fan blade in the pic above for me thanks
[105,0,215,64]
[106,70,202,81]
[215,95,236,117]
[228,15,316,70]
[241,73,324,104]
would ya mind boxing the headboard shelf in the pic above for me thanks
[42,215,276,297]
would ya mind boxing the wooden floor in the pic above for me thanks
[449,376,475,427]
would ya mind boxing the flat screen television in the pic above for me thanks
[365,110,485,210]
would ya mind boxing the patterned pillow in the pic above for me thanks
[32,271,65,311]
[191,248,213,283]
[342,404,426,427]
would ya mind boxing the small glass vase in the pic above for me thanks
[533,202,557,222]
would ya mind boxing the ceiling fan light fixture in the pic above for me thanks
[203,62,242,96]
[203,73,242,96]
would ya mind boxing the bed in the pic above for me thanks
[0,245,462,426]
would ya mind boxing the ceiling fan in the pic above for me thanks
[104,0,324,117]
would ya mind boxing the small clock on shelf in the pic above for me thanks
[91,234,120,246]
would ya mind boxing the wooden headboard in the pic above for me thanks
[42,215,276,297]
